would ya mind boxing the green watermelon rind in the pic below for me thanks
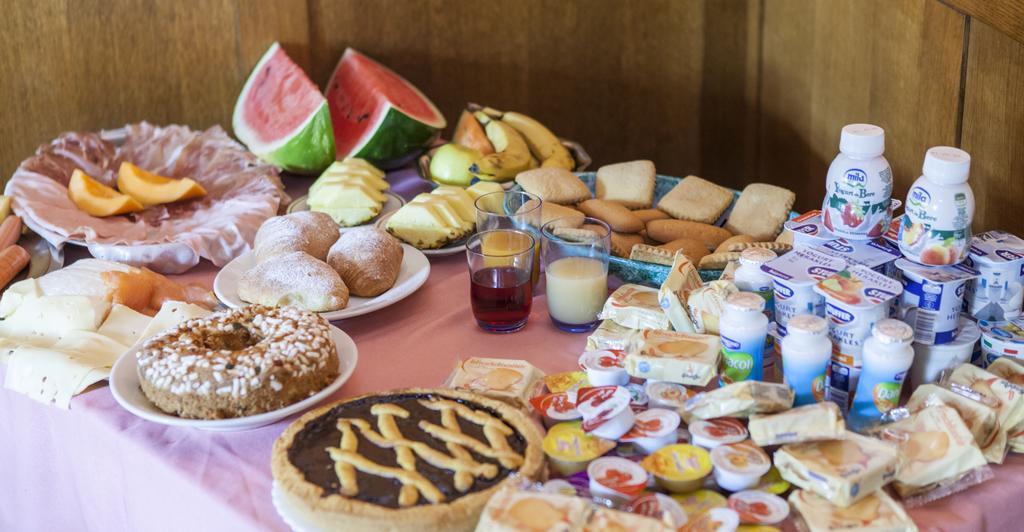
[232,42,336,175]
[347,102,442,166]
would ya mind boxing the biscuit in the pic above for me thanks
[595,160,656,209]
[699,252,741,270]
[519,199,585,229]
[724,183,796,241]
[714,234,757,254]
[727,241,794,253]
[578,199,645,233]
[657,175,734,223]
[610,232,645,258]
[646,219,732,250]
[629,244,675,266]
[632,209,671,224]
[659,237,708,263]
[514,167,592,205]
[552,227,602,243]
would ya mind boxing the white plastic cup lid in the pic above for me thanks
[739,247,778,267]
[839,124,885,157]
[873,318,914,344]
[922,146,971,185]
[787,314,829,337]
[726,292,766,313]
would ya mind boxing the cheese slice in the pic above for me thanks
[137,301,211,342]
[0,278,42,318]
[97,304,152,347]
[0,295,109,346]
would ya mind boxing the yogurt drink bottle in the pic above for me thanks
[813,265,903,415]
[781,314,833,406]
[894,258,979,345]
[899,147,975,265]
[966,230,1024,321]
[822,124,893,240]
[734,248,777,376]
[849,319,915,430]
[719,292,770,385]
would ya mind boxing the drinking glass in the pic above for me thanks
[541,217,611,332]
[474,190,542,285]
[466,229,536,333]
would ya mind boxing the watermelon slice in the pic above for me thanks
[233,42,335,174]
[326,48,446,169]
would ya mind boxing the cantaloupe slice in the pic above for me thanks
[453,110,495,155]
[116,162,207,207]
[68,169,144,217]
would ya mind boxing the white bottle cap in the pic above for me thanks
[839,124,885,158]
[738,247,777,267]
[872,319,914,344]
[786,314,829,338]
[922,146,971,185]
[725,292,766,313]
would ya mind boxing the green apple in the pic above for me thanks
[429,143,481,187]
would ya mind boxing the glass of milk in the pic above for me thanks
[540,217,611,332]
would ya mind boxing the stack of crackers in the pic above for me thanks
[515,163,797,271]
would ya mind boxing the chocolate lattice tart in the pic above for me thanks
[272,388,544,531]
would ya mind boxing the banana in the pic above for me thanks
[501,111,575,170]
[469,112,532,182]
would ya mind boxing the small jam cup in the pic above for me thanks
[641,444,713,494]
[529,391,581,428]
[543,421,616,475]
[576,386,635,440]
[587,456,649,504]
[711,441,771,492]
[620,408,681,454]
[578,350,629,386]
[689,418,749,449]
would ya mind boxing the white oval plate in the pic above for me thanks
[287,192,405,232]
[374,211,470,257]
[213,244,430,321]
[109,325,358,432]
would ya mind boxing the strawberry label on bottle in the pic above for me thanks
[823,165,893,240]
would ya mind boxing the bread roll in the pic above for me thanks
[238,251,349,311]
[253,211,339,262]
[327,227,404,297]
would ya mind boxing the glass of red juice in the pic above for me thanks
[466,229,536,333]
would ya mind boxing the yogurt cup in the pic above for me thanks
[646,381,693,410]
[761,248,846,338]
[727,490,789,525]
[783,211,837,248]
[895,258,979,345]
[576,385,636,440]
[978,317,1024,367]
[620,408,682,454]
[814,265,903,414]
[909,318,980,387]
[543,421,616,475]
[529,391,582,427]
[641,443,713,493]
[578,350,629,386]
[815,238,902,276]
[967,230,1024,321]
[710,441,772,492]
[689,418,749,449]
[624,492,689,528]
[587,456,649,503]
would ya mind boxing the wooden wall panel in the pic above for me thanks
[961,21,1024,235]
[759,0,966,214]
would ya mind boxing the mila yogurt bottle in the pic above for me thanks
[966,230,1024,321]
[780,314,833,406]
[719,292,770,385]
[848,319,915,430]
[899,147,975,266]
[822,124,894,240]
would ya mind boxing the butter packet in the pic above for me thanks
[774,431,901,508]
[544,370,589,394]
[599,284,671,330]
[871,405,990,502]
[686,280,738,335]
[684,381,794,421]
[749,402,845,446]
[625,329,720,386]
[944,363,1024,440]
[789,489,918,532]
[445,357,545,410]
[658,254,702,333]
[585,320,639,351]
[986,358,1024,452]
[906,383,1006,464]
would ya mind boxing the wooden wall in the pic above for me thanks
[2,0,1022,234]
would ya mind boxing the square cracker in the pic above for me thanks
[515,168,592,205]
[595,160,656,209]
[724,183,796,241]
[657,175,734,224]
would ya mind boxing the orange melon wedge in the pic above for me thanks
[116,162,207,207]
[68,169,144,217]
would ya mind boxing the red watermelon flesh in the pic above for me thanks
[326,48,445,167]
[239,46,324,145]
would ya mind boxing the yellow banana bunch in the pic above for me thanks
[500,112,575,170]
[470,112,532,182]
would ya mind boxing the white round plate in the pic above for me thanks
[272,481,316,532]
[374,211,470,257]
[109,325,358,432]
[286,192,405,232]
[213,244,430,321]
